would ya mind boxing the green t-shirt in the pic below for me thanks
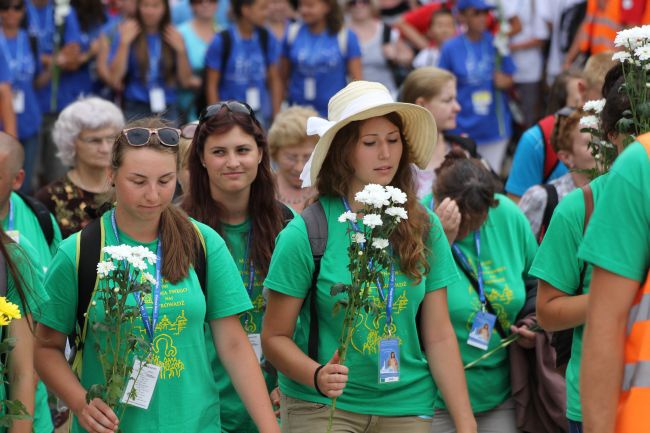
[2,192,62,271]
[38,211,252,433]
[529,175,607,421]
[430,194,537,413]
[264,195,459,416]
[579,141,650,282]
[207,220,274,433]
[0,240,50,433]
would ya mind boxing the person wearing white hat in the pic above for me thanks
[261,81,477,433]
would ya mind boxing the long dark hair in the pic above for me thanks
[316,112,431,282]
[113,118,201,283]
[133,0,175,85]
[182,108,285,278]
[0,229,33,329]
[71,0,107,33]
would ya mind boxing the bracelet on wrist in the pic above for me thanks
[313,364,327,398]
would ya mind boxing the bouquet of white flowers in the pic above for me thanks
[580,98,618,178]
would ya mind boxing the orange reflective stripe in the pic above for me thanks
[579,0,620,52]
[638,133,650,153]
[616,387,650,433]
[624,319,650,364]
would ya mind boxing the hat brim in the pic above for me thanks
[309,103,437,186]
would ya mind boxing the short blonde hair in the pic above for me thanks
[583,52,617,94]
[179,136,192,170]
[400,67,456,104]
[268,106,318,158]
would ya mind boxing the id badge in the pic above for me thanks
[149,87,167,113]
[6,230,19,244]
[120,358,160,409]
[304,78,316,101]
[467,310,496,351]
[246,87,261,111]
[378,338,400,383]
[248,333,262,363]
[12,90,25,114]
[471,90,492,116]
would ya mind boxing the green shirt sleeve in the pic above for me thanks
[424,209,459,292]
[264,216,315,298]
[198,222,253,320]
[49,214,62,257]
[578,142,650,282]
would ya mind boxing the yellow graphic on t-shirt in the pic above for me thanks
[466,259,514,332]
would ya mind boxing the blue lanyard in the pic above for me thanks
[0,32,24,77]
[244,230,255,298]
[462,34,492,83]
[110,209,162,342]
[341,197,396,330]
[452,231,485,305]
[27,2,53,42]
[7,199,14,232]
[148,35,161,87]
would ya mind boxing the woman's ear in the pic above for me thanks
[556,149,574,170]
[414,96,426,107]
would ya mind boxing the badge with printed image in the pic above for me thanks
[246,87,261,111]
[248,333,262,364]
[6,230,19,244]
[120,358,160,410]
[471,90,492,116]
[304,78,316,101]
[467,310,496,351]
[149,87,166,113]
[12,90,25,114]
[378,338,400,383]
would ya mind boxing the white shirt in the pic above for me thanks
[505,0,550,83]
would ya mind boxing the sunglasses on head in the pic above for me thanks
[199,101,260,126]
[122,127,181,147]
[180,122,199,139]
[0,2,24,11]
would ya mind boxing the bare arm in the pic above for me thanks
[209,315,280,433]
[95,35,121,91]
[267,64,282,117]
[510,38,544,52]
[7,317,35,433]
[110,19,140,83]
[278,57,290,101]
[422,289,477,433]
[164,26,193,88]
[393,19,429,51]
[494,71,513,90]
[34,324,118,433]
[0,83,16,137]
[536,280,588,332]
[347,57,362,81]
[261,290,348,397]
[581,267,639,433]
[205,68,220,105]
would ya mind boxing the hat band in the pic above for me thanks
[335,90,395,121]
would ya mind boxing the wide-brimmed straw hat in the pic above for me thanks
[300,81,437,187]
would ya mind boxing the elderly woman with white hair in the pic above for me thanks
[35,97,124,238]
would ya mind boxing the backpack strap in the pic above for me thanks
[381,22,392,45]
[337,28,348,58]
[257,26,271,68]
[301,201,327,361]
[537,114,559,183]
[219,29,232,81]
[191,223,207,298]
[574,183,594,295]
[279,202,295,226]
[15,192,55,246]
[538,183,559,243]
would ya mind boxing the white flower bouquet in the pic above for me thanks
[579,98,618,177]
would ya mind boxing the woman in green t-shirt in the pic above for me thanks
[262,81,476,433]
[34,118,280,433]
[426,150,538,433]
[182,101,293,432]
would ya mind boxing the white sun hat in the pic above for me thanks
[300,81,437,187]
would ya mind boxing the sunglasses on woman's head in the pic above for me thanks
[122,127,181,147]
[199,101,260,126]
[180,122,199,139]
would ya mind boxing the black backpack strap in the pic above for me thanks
[538,183,559,243]
[452,249,508,339]
[219,29,232,81]
[191,223,207,298]
[76,217,103,350]
[381,22,392,45]
[279,202,295,227]
[301,201,327,361]
[15,192,55,246]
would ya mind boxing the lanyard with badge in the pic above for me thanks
[300,31,328,102]
[463,35,493,116]
[110,209,162,409]
[27,2,53,51]
[0,32,28,114]
[242,229,263,363]
[5,199,19,243]
[453,231,496,351]
[341,197,400,383]
[148,36,166,114]
[231,28,262,111]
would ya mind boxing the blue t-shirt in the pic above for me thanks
[505,125,569,196]
[205,26,279,122]
[109,32,178,104]
[57,7,106,110]
[438,32,516,145]
[0,29,41,140]
[0,43,10,133]
[26,2,82,113]
[172,0,229,30]
[283,24,361,116]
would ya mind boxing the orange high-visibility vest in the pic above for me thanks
[578,0,621,55]
[615,134,650,433]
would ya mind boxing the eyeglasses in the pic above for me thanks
[122,127,181,147]
[180,122,199,139]
[199,101,260,126]
[78,134,116,145]
[0,2,24,11]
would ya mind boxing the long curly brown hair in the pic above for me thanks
[182,108,285,278]
[316,112,430,282]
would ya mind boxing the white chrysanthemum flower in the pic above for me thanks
[103,245,131,261]
[131,245,157,265]
[614,25,650,49]
[338,211,357,224]
[363,214,383,228]
[385,186,407,205]
[371,238,389,250]
[386,206,408,221]
[355,184,390,209]
[96,261,116,278]
[493,34,510,56]
[583,99,606,114]
[612,51,632,63]
[579,115,599,129]
[127,256,148,271]
[635,45,650,61]
[143,272,156,285]
[351,232,366,244]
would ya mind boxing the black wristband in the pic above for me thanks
[313,364,327,397]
